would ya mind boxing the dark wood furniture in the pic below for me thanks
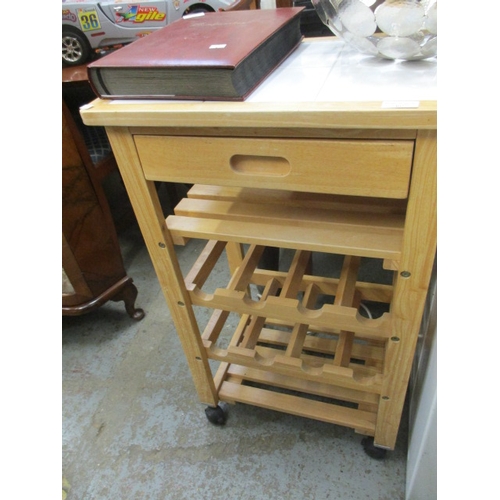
[62,67,144,319]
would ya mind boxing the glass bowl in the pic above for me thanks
[311,0,437,61]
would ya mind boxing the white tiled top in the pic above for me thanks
[247,38,437,103]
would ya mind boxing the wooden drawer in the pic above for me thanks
[135,136,414,198]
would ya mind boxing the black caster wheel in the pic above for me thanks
[205,405,227,425]
[362,437,388,460]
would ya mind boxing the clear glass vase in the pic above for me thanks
[311,0,437,61]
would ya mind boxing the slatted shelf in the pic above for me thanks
[187,184,408,214]
[168,197,404,260]
[218,380,378,434]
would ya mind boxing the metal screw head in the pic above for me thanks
[400,271,411,278]
[158,242,166,248]
[391,336,400,342]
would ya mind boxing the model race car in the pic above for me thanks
[62,0,233,66]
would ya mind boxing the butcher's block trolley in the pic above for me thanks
[81,39,436,457]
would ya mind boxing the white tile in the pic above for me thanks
[250,38,437,103]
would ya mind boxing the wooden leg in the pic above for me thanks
[106,126,219,407]
[374,130,437,449]
[112,278,145,320]
[63,276,144,320]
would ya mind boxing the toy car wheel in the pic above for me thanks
[62,29,91,66]
[183,4,214,16]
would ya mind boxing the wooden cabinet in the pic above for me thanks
[62,101,144,320]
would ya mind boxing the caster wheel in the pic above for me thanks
[362,437,387,460]
[205,405,227,425]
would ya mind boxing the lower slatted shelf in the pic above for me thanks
[216,364,378,434]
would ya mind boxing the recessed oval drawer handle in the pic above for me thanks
[230,154,291,177]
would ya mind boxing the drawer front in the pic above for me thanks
[135,135,414,198]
